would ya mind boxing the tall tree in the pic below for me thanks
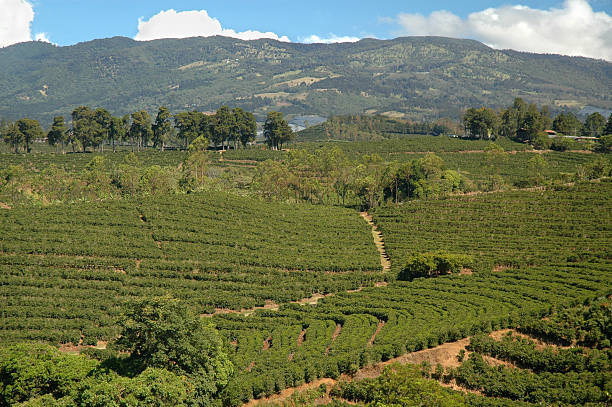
[16,118,44,153]
[605,114,612,136]
[152,106,173,151]
[553,112,582,136]
[174,111,204,149]
[212,105,235,150]
[463,107,498,139]
[129,110,152,151]
[2,122,24,153]
[516,103,544,142]
[582,112,606,137]
[93,108,112,151]
[47,116,67,153]
[264,111,293,150]
[108,115,127,152]
[232,107,257,148]
[72,106,96,151]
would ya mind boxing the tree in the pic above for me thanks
[264,111,293,150]
[115,296,233,404]
[12,118,44,153]
[182,135,210,188]
[605,114,612,135]
[232,107,257,148]
[129,110,153,151]
[528,154,549,186]
[211,105,235,150]
[516,103,544,142]
[93,108,112,151]
[553,112,581,136]
[108,115,127,152]
[174,111,205,149]
[72,106,98,151]
[2,122,24,153]
[152,106,174,151]
[582,112,606,137]
[462,107,498,139]
[47,116,67,153]
[499,98,526,139]
[595,135,612,153]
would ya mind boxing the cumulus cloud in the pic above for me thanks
[0,0,34,47]
[394,0,612,61]
[135,9,289,42]
[0,0,53,48]
[34,32,51,43]
[302,34,361,44]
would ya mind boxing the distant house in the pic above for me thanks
[544,129,557,138]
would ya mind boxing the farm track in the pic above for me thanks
[360,212,391,272]
[387,149,593,155]
[243,329,515,406]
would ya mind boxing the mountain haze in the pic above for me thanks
[0,35,610,124]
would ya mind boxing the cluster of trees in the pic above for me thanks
[463,98,612,147]
[397,252,473,281]
[252,148,469,208]
[0,150,214,205]
[0,117,44,153]
[297,114,459,142]
[1,105,259,153]
[0,296,233,406]
[263,111,293,149]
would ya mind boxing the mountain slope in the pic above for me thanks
[0,36,610,124]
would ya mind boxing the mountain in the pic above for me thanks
[0,36,610,124]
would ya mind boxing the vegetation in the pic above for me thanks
[448,297,612,406]
[0,97,611,406]
[1,176,610,405]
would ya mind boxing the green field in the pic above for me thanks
[0,191,381,345]
[1,178,610,405]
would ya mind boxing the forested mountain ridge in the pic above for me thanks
[1,35,610,124]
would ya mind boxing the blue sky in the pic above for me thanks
[25,0,611,45]
[2,0,611,60]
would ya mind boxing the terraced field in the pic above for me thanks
[0,180,610,405]
[0,191,381,344]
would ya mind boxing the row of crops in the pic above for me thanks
[0,179,610,405]
[327,297,611,407]
[373,180,612,272]
[0,190,382,344]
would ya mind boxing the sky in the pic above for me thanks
[1,0,611,60]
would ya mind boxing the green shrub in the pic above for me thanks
[398,252,473,280]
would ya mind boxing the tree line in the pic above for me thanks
[462,98,612,149]
[253,147,469,209]
[0,107,294,154]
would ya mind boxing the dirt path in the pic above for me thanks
[388,149,592,155]
[360,212,391,272]
[325,324,342,355]
[368,320,385,346]
[243,330,511,406]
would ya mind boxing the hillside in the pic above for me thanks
[1,179,610,405]
[0,36,610,124]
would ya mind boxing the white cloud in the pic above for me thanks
[0,0,53,48]
[135,9,289,42]
[394,0,612,61]
[0,0,34,47]
[302,34,361,44]
[35,32,50,43]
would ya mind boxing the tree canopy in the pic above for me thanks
[263,111,293,150]
[116,296,234,404]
